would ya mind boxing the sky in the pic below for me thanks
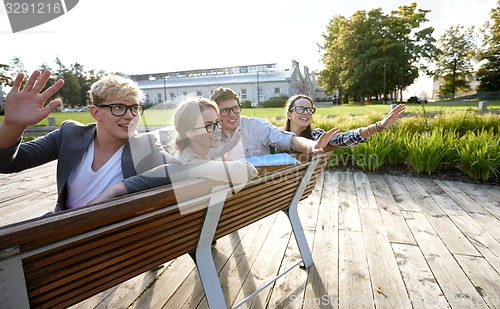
[0,0,497,96]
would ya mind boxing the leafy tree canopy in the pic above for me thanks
[319,2,437,102]
[477,0,500,91]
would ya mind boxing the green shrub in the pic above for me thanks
[240,100,253,108]
[261,96,288,108]
[404,129,456,175]
[457,129,500,181]
[381,129,407,166]
[327,147,351,168]
[351,134,392,171]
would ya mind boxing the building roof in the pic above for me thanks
[136,70,294,89]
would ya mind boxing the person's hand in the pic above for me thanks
[312,127,340,154]
[379,104,405,130]
[87,182,127,205]
[4,70,64,129]
[224,127,244,161]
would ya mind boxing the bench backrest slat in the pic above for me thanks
[0,149,332,308]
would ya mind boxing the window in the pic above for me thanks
[274,87,281,94]
[183,92,187,96]
[157,93,162,103]
[197,91,202,97]
[145,94,150,103]
[170,92,175,100]
[241,89,247,100]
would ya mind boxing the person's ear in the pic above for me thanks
[185,130,197,140]
[90,105,100,121]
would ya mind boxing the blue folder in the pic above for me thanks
[244,153,300,166]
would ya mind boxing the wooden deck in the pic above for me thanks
[1,161,499,308]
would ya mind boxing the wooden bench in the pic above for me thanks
[0,147,332,309]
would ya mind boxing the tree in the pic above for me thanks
[59,71,82,106]
[318,3,436,102]
[0,64,13,86]
[434,25,476,98]
[477,0,500,91]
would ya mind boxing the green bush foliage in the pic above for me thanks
[351,135,392,171]
[457,129,500,181]
[260,96,289,108]
[320,111,499,182]
[240,100,253,108]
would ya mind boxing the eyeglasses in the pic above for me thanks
[290,106,316,114]
[95,103,144,116]
[219,105,241,117]
[194,120,222,133]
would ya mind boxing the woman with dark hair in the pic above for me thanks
[284,94,405,147]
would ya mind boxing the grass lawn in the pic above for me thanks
[2,101,499,127]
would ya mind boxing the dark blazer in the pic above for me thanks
[0,120,185,211]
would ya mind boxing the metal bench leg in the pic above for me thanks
[193,189,229,309]
[283,155,321,269]
[0,252,30,308]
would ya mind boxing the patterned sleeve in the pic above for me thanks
[311,127,367,148]
[328,128,367,148]
[310,128,325,141]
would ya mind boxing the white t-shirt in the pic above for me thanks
[66,140,124,209]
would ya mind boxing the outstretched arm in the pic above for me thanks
[0,70,64,148]
[359,104,406,139]
[291,127,340,154]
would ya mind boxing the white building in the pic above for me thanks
[130,60,318,106]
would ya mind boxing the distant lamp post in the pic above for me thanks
[255,71,260,117]
[383,62,387,104]
[163,76,167,105]
[256,71,260,106]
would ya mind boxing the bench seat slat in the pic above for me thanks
[0,148,333,309]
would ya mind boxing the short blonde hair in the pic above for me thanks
[90,75,144,104]
[173,97,219,150]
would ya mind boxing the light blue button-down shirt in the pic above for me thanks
[209,116,295,159]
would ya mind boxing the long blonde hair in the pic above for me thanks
[173,97,219,150]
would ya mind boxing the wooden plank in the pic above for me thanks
[367,174,415,244]
[413,178,481,256]
[123,256,197,309]
[435,180,500,244]
[69,260,173,308]
[454,182,500,221]
[435,180,489,215]
[232,212,293,307]
[353,171,378,210]
[339,230,373,309]
[399,177,445,217]
[338,171,362,232]
[454,254,500,309]
[359,208,411,309]
[197,222,264,308]
[392,243,449,308]
[302,171,339,309]
[447,213,500,275]
[401,211,489,309]
[483,184,500,202]
[269,171,327,309]
[384,175,421,212]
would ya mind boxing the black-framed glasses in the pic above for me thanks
[194,120,222,133]
[219,105,241,117]
[95,103,144,116]
[290,106,316,114]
